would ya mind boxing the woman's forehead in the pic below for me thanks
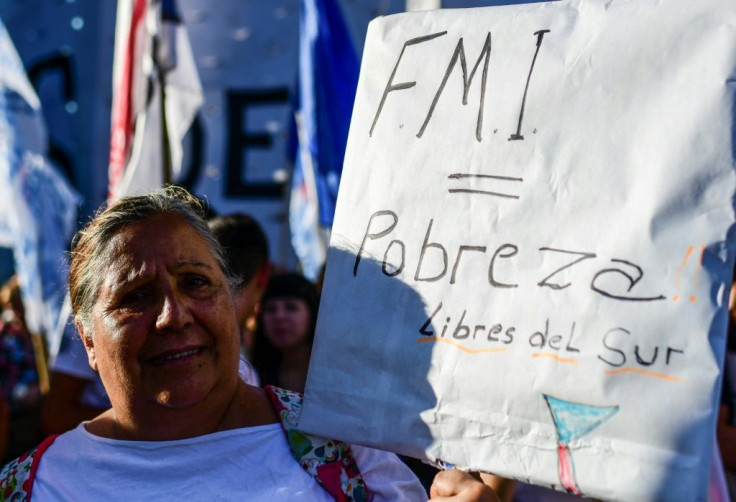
[105,214,218,266]
[123,213,199,241]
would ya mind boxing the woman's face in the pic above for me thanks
[80,213,240,412]
[261,297,311,351]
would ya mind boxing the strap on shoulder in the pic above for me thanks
[0,434,58,501]
[265,385,370,502]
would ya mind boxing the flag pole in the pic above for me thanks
[159,62,172,186]
[154,0,172,186]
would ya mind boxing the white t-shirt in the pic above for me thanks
[33,423,427,501]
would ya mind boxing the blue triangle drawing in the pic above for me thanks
[544,394,619,444]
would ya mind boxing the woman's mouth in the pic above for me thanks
[149,347,205,365]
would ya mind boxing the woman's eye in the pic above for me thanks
[183,275,212,292]
[119,290,147,306]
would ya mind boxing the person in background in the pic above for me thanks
[0,277,41,411]
[39,322,111,435]
[253,273,318,393]
[0,187,496,501]
[0,276,42,461]
[208,213,270,362]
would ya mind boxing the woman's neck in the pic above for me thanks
[85,382,277,441]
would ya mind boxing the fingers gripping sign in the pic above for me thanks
[429,470,500,502]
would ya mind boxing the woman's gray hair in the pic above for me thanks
[69,186,238,335]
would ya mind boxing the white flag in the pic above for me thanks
[108,0,203,200]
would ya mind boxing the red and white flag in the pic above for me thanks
[108,0,202,200]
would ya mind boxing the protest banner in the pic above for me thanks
[298,1,736,500]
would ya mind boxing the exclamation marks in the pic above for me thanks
[673,245,705,303]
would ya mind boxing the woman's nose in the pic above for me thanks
[156,291,193,331]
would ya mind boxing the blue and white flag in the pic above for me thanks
[0,16,80,356]
[290,0,360,280]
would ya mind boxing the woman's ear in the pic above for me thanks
[76,320,99,371]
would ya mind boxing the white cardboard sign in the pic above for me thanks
[299,1,736,500]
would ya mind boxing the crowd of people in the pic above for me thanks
[0,185,734,500]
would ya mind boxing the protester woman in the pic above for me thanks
[253,273,318,393]
[0,187,497,502]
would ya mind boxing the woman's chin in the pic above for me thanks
[149,377,221,409]
[151,388,210,409]
[151,370,241,411]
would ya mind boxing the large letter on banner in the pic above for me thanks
[298,1,736,501]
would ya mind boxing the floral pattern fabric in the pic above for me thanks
[0,435,57,501]
[0,448,33,501]
[266,385,370,502]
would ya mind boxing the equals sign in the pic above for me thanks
[447,173,524,200]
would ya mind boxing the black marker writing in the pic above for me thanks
[354,210,398,276]
[355,210,668,302]
[415,219,448,282]
[417,33,492,142]
[447,173,524,200]
[419,302,443,336]
[591,259,667,302]
[509,29,550,141]
[598,327,684,368]
[451,245,487,284]
[489,244,519,288]
[370,31,447,137]
[537,247,597,290]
